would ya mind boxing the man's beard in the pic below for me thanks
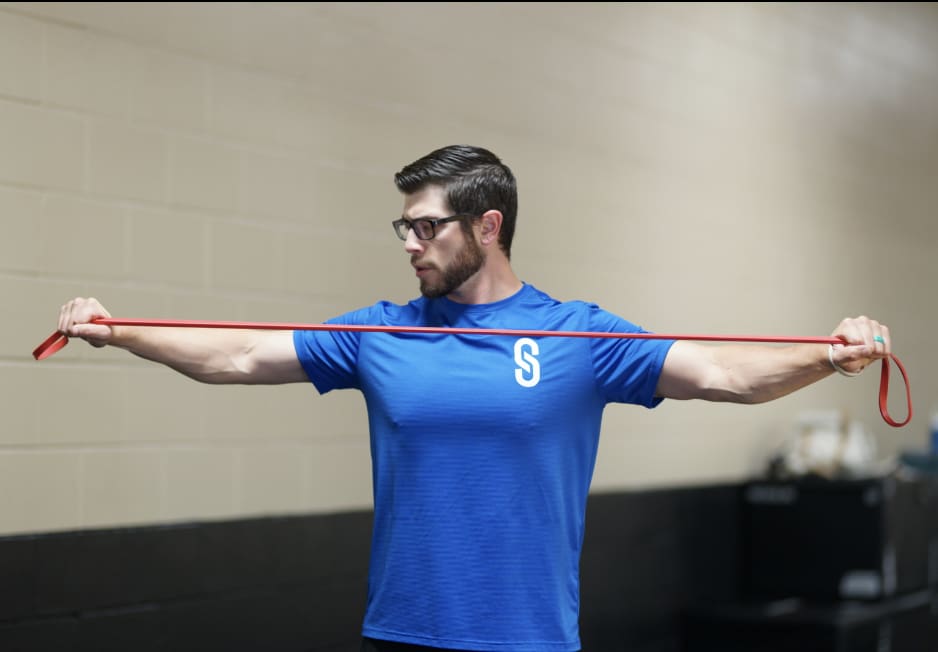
[419,237,485,299]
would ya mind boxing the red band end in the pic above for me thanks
[33,332,68,360]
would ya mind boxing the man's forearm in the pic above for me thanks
[708,343,834,404]
[658,341,836,404]
[110,326,264,384]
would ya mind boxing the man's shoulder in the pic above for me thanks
[520,284,601,315]
[522,286,650,334]
[326,298,422,326]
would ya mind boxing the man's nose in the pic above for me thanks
[403,228,423,254]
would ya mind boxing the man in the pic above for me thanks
[56,145,890,651]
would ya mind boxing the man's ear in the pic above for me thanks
[479,210,502,246]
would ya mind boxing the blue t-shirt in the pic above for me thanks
[293,284,674,651]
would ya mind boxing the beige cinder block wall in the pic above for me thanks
[1,3,935,536]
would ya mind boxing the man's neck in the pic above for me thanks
[446,262,522,305]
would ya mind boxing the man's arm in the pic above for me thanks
[58,297,309,385]
[655,316,890,403]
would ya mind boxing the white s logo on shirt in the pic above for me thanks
[514,338,540,388]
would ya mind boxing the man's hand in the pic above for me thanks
[58,297,113,348]
[829,316,890,375]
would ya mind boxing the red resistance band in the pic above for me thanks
[33,318,912,428]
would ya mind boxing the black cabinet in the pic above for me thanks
[684,473,938,652]
[685,590,938,652]
[741,476,936,600]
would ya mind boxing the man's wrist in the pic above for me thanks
[828,344,861,377]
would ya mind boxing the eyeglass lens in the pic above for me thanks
[394,219,436,240]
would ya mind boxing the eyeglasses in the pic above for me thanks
[392,214,479,241]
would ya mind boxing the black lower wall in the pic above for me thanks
[0,485,741,652]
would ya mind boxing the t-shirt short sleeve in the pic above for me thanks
[292,304,389,394]
[587,305,675,408]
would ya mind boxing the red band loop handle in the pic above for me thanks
[879,353,912,428]
[32,318,912,428]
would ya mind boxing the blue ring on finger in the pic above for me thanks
[873,335,885,344]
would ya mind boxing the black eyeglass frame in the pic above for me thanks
[391,214,480,241]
